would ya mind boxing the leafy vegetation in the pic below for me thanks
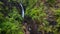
[0,0,60,34]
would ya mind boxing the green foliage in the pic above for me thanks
[0,1,23,34]
[0,0,60,34]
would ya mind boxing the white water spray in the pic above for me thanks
[20,3,24,18]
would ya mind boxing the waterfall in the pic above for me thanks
[20,3,24,18]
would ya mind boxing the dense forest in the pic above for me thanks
[0,0,60,34]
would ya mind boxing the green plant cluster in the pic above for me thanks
[0,0,60,34]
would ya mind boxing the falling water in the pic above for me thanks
[20,3,24,18]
